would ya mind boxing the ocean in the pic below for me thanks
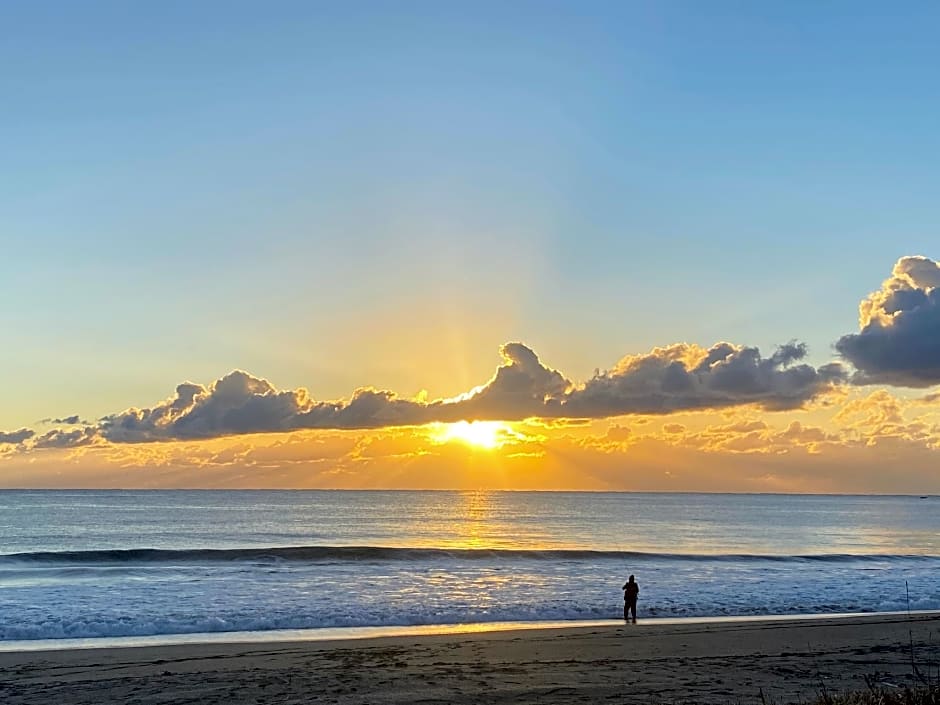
[1,490,938,645]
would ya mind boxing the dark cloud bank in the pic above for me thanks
[5,254,938,450]
[2,340,845,448]
[101,340,845,443]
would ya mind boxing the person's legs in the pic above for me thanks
[628,601,637,623]
[624,602,630,621]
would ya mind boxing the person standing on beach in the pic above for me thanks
[622,574,639,623]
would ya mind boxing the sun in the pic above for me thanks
[431,421,511,450]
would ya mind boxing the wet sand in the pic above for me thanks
[1,613,938,704]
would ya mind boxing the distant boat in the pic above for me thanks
[920,495,929,499]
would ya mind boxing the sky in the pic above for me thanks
[2,1,940,492]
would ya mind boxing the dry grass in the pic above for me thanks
[810,686,940,705]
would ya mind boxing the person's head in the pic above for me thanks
[628,575,635,582]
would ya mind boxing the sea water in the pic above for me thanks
[0,491,937,643]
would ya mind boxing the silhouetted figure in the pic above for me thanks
[622,574,639,623]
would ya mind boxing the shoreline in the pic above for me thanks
[4,609,939,653]
[2,612,939,704]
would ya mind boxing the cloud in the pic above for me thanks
[451,341,843,421]
[0,428,35,445]
[605,424,633,442]
[37,415,86,425]
[448,342,571,418]
[54,415,85,425]
[32,427,100,449]
[98,370,439,443]
[13,340,843,448]
[564,341,845,415]
[836,255,940,387]
[5,407,939,492]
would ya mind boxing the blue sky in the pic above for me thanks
[2,1,939,430]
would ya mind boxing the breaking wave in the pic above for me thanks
[2,545,937,565]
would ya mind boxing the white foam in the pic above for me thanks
[4,611,938,653]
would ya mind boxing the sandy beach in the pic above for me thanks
[1,613,938,704]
